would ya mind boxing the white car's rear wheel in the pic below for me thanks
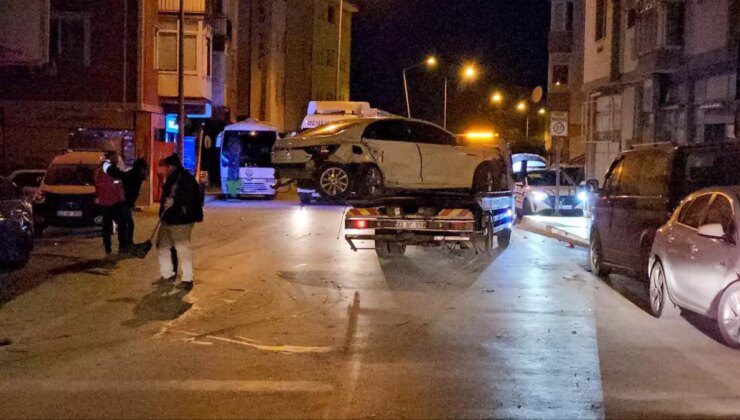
[317,165,350,199]
[718,282,740,349]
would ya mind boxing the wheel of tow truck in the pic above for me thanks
[317,165,351,199]
[496,228,512,248]
[360,166,384,199]
[473,164,497,193]
[375,240,406,259]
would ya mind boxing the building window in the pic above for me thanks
[327,5,337,24]
[157,31,199,72]
[206,37,212,77]
[566,2,574,31]
[627,9,636,28]
[636,6,658,55]
[553,65,569,86]
[595,0,607,41]
[665,1,685,47]
[49,13,90,67]
[157,31,178,71]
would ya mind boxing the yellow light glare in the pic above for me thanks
[516,101,528,112]
[461,64,479,81]
[491,92,504,104]
[538,108,547,115]
[463,132,495,140]
[425,56,438,68]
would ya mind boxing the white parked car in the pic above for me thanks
[514,169,585,217]
[272,118,512,199]
[649,187,740,349]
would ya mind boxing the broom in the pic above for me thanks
[131,174,181,259]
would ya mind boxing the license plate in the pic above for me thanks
[57,210,82,218]
[397,220,426,229]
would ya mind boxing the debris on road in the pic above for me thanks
[482,289,496,293]
[0,338,12,346]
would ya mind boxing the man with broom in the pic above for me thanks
[155,153,203,290]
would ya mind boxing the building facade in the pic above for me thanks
[236,0,355,131]
[558,0,740,179]
[548,0,586,163]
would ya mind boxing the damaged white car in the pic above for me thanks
[272,118,511,199]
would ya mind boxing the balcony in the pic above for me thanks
[159,0,210,15]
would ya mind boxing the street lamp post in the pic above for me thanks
[516,100,529,142]
[177,0,185,157]
[335,0,344,100]
[403,56,437,119]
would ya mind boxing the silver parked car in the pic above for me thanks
[649,187,740,349]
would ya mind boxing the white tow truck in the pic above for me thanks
[343,191,515,258]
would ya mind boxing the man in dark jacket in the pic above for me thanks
[157,153,203,290]
[104,158,149,252]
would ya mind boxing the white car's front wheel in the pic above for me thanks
[718,282,740,349]
[649,260,679,319]
[317,165,351,199]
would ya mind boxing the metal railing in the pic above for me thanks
[159,0,210,14]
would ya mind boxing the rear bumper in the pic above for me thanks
[34,203,103,227]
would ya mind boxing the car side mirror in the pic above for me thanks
[585,179,600,193]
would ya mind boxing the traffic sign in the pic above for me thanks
[550,111,568,137]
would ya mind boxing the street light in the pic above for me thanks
[538,107,547,116]
[490,91,504,105]
[403,55,439,118]
[516,100,528,113]
[516,100,530,142]
[461,64,479,81]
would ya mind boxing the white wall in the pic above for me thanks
[583,0,613,84]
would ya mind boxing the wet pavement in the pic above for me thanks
[0,195,738,418]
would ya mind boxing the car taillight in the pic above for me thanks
[33,190,46,204]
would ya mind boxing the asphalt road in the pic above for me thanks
[0,195,738,419]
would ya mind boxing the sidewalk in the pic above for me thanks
[522,215,591,247]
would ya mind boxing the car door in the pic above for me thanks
[593,158,623,263]
[683,194,737,312]
[667,193,713,304]
[361,120,422,188]
[410,122,479,188]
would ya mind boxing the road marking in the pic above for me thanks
[208,335,333,354]
[1,379,334,393]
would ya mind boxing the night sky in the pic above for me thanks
[350,0,551,133]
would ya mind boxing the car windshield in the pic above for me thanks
[300,121,362,138]
[527,171,573,186]
[44,164,98,186]
[222,131,277,167]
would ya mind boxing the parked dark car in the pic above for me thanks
[588,143,740,280]
[0,178,34,267]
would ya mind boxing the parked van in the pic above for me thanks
[217,119,279,199]
[33,151,108,235]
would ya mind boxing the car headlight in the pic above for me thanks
[532,191,549,201]
[577,191,588,202]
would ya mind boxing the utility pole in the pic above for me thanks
[335,0,344,100]
[177,0,186,157]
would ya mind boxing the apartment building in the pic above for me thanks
[548,0,586,162]
[236,0,356,131]
[559,0,740,179]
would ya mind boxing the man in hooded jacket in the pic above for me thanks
[157,153,203,290]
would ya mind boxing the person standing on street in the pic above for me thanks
[157,153,203,290]
[95,152,126,256]
[104,158,149,252]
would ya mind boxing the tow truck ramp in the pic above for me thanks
[344,191,514,257]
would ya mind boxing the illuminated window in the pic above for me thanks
[184,34,197,72]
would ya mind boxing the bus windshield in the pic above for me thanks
[222,131,277,168]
